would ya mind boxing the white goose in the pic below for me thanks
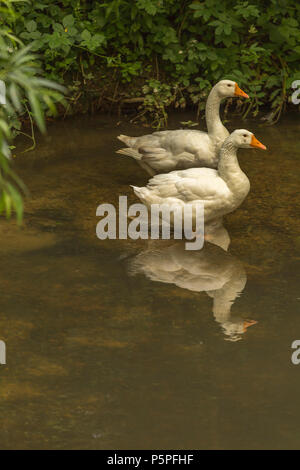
[131,129,266,227]
[117,80,249,175]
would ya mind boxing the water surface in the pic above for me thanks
[0,112,299,449]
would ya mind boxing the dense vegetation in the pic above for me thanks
[8,0,300,127]
[0,0,299,220]
[0,1,64,220]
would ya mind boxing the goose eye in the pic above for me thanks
[227,84,231,87]
[243,134,247,137]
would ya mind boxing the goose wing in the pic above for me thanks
[147,168,230,202]
[119,130,217,172]
[138,146,197,172]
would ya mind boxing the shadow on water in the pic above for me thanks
[0,112,299,449]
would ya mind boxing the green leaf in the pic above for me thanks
[28,91,46,133]
[81,29,91,41]
[3,191,12,219]
[26,20,37,33]
[63,14,75,28]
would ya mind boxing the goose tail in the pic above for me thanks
[116,148,141,160]
[117,134,136,147]
[130,185,150,202]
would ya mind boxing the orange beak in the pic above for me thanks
[243,320,257,333]
[234,83,249,99]
[251,134,267,150]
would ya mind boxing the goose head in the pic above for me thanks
[215,80,249,99]
[229,129,267,150]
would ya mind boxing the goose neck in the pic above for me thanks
[218,140,241,181]
[205,86,226,137]
[218,139,250,198]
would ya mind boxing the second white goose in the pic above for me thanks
[117,80,249,175]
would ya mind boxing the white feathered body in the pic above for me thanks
[117,129,226,174]
[132,165,250,227]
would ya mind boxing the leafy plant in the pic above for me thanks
[1,0,300,130]
[0,0,65,222]
[4,0,298,126]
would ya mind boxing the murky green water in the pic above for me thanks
[0,112,299,449]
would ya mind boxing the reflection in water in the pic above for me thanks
[203,218,231,251]
[130,227,256,341]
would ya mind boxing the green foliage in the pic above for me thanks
[2,0,300,128]
[0,0,65,222]
[4,0,299,126]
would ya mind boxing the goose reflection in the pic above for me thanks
[129,228,256,341]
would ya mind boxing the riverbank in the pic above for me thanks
[6,0,300,128]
